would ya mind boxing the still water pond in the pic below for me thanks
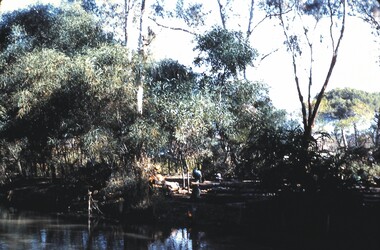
[0,207,258,250]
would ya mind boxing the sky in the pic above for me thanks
[1,0,380,114]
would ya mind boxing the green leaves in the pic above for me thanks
[1,49,69,118]
[0,3,142,176]
[0,1,284,182]
[194,26,257,78]
[320,88,376,127]
[0,4,109,57]
[50,5,109,54]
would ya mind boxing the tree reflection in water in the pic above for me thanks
[0,207,249,250]
[149,228,208,249]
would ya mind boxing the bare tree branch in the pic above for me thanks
[278,2,308,130]
[148,17,197,35]
[252,7,292,32]
[217,0,227,29]
[310,0,346,127]
[328,0,336,51]
[298,12,316,125]
[257,48,279,64]
[355,3,380,31]
[246,0,255,38]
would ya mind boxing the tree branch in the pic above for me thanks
[328,0,336,51]
[246,0,255,38]
[278,2,308,130]
[217,0,227,29]
[148,17,197,35]
[257,48,279,65]
[300,14,314,125]
[310,0,346,126]
[252,7,292,32]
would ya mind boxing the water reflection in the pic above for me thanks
[0,207,255,250]
[149,228,208,250]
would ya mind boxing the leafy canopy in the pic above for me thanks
[194,26,257,79]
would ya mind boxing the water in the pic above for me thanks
[2,205,379,250]
[0,207,259,250]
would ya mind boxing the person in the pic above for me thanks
[192,168,202,183]
[191,184,201,200]
[215,172,222,183]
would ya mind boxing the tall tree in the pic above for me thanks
[136,0,146,114]
[193,27,266,174]
[261,0,346,144]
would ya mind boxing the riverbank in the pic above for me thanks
[2,176,380,249]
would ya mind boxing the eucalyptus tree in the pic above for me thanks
[318,88,375,148]
[64,0,154,115]
[151,0,263,40]
[349,0,380,31]
[143,59,213,183]
[150,0,207,35]
[192,27,285,176]
[260,0,347,144]
[194,26,257,82]
[144,57,277,179]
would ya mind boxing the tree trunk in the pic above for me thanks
[50,164,56,180]
[168,159,171,175]
[137,0,146,114]
[182,170,185,188]
[376,110,380,147]
[353,123,359,147]
[187,171,190,192]
[124,0,130,46]
[17,161,23,175]
[341,128,347,149]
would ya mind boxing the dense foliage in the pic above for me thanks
[0,4,284,207]
[0,5,147,207]
[0,1,380,209]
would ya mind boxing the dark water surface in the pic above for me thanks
[2,204,379,250]
[0,207,262,250]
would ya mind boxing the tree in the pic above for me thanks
[192,27,286,176]
[64,0,154,114]
[194,26,257,81]
[261,0,346,144]
[150,0,208,35]
[136,0,146,114]
[64,0,137,46]
[318,88,375,148]
[349,0,380,31]
[0,4,139,179]
[143,57,278,180]
[142,59,213,186]
[0,4,111,57]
